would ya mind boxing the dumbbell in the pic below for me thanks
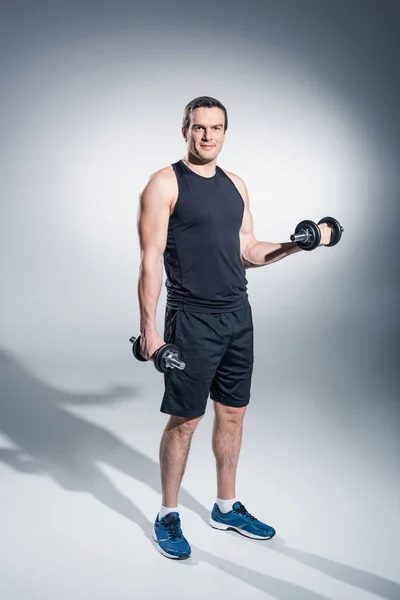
[290,216,344,251]
[129,336,186,373]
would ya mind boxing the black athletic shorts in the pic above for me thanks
[160,302,254,418]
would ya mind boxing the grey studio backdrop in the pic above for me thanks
[0,0,399,597]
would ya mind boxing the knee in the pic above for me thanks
[167,414,203,438]
[214,403,247,425]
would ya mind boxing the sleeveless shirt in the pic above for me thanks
[163,160,249,313]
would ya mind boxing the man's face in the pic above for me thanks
[183,107,226,162]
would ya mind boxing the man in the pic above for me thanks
[137,96,331,560]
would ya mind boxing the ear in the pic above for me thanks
[181,127,188,141]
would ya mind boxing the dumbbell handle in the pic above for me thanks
[290,231,311,243]
[129,336,186,371]
[162,349,186,371]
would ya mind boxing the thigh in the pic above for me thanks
[161,309,229,417]
[210,304,254,408]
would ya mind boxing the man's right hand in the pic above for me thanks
[140,331,166,361]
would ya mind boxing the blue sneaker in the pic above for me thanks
[210,501,276,540]
[153,512,191,559]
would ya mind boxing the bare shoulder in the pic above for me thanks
[149,165,177,185]
[140,165,178,200]
[219,167,249,203]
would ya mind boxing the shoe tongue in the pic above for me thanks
[164,512,179,523]
[233,501,242,510]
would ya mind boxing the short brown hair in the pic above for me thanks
[182,96,228,132]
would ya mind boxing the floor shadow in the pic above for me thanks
[0,346,334,599]
[1,346,396,599]
[185,546,333,600]
[0,346,209,523]
[272,538,400,600]
[215,529,399,600]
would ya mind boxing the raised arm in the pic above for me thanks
[225,172,303,268]
[137,169,176,358]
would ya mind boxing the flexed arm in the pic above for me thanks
[226,172,330,269]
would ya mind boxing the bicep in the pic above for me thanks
[238,181,257,256]
[137,175,172,261]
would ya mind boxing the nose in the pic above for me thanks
[202,128,213,140]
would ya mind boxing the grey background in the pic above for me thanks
[0,1,399,599]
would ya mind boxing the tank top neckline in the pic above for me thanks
[179,159,219,180]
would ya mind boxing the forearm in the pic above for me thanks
[138,257,163,332]
[242,240,302,268]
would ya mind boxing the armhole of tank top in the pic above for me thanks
[218,167,245,209]
[170,163,181,216]
[217,166,234,185]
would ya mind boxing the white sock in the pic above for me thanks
[159,505,179,520]
[217,497,237,513]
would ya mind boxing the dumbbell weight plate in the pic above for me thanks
[153,343,180,373]
[129,336,147,362]
[294,220,321,251]
[318,217,344,247]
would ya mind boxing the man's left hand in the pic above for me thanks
[318,222,332,246]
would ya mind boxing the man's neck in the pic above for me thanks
[183,156,217,178]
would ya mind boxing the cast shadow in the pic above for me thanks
[216,527,399,599]
[1,347,395,599]
[0,346,333,599]
[0,346,209,524]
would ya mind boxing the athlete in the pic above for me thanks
[137,96,331,559]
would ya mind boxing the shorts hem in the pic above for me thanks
[160,406,205,418]
[210,395,250,408]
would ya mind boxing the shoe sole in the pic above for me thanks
[209,517,276,540]
[152,530,191,560]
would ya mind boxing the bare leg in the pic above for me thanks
[159,415,202,507]
[212,402,247,499]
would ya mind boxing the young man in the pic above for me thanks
[137,96,331,560]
